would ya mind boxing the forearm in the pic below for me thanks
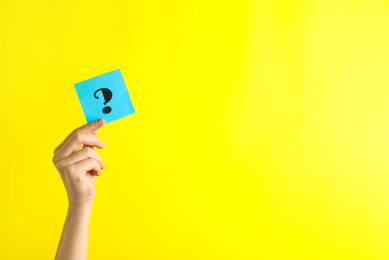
[53,119,105,260]
[55,202,93,260]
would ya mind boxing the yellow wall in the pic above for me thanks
[1,0,389,259]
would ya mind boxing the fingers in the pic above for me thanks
[76,118,105,134]
[74,158,102,181]
[54,118,105,154]
[54,132,105,162]
[59,146,105,170]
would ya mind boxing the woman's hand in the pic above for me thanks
[53,118,106,207]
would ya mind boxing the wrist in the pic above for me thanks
[68,200,94,213]
[66,202,93,227]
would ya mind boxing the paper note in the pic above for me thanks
[74,69,135,123]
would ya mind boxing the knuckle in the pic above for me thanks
[64,164,75,175]
[56,160,65,169]
[73,133,83,142]
[52,154,61,165]
[83,147,93,156]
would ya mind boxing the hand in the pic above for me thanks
[53,119,106,206]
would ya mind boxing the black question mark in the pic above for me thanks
[94,88,113,114]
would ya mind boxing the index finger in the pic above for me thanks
[54,118,105,154]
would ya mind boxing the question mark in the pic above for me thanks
[94,88,113,114]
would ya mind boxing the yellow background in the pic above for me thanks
[1,0,389,259]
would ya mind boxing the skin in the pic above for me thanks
[53,118,106,260]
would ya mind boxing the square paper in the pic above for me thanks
[74,69,135,123]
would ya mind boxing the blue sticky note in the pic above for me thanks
[74,69,135,123]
